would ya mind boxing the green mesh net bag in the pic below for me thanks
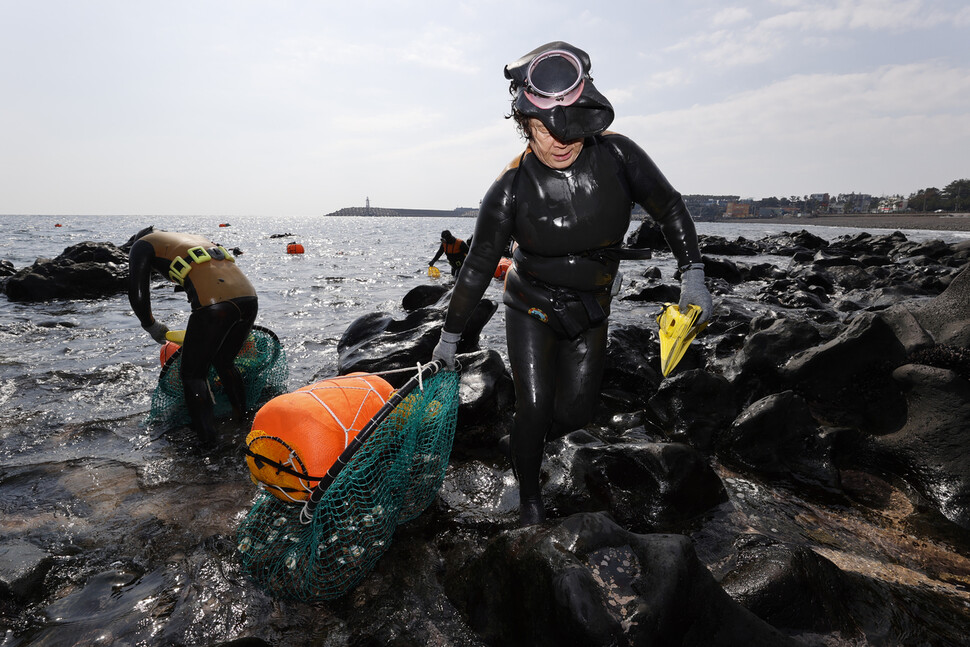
[236,363,459,602]
[147,325,289,431]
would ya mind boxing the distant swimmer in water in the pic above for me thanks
[429,230,469,276]
[127,226,259,448]
[431,42,712,526]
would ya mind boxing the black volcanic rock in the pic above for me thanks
[446,513,799,647]
[4,241,129,301]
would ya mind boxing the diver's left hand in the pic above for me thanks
[679,265,713,325]
[144,320,170,344]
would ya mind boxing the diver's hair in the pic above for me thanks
[507,106,533,142]
[503,80,532,141]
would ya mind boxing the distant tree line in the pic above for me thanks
[907,179,970,213]
[737,178,969,216]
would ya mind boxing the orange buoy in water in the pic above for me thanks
[494,257,512,280]
[160,341,181,366]
[245,373,395,502]
[286,242,305,254]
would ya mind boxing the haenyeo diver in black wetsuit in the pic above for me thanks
[429,230,470,276]
[431,42,713,526]
[128,227,259,448]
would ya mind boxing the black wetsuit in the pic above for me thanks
[129,231,258,446]
[441,132,703,514]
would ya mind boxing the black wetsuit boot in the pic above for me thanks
[511,429,547,526]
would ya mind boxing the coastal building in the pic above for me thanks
[725,201,753,218]
[877,196,908,213]
[830,193,874,213]
[809,193,831,212]
[683,195,740,221]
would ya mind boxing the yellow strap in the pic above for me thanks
[167,246,235,285]
[187,245,212,263]
[168,256,192,285]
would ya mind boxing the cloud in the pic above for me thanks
[673,0,964,70]
[712,7,753,26]
[957,5,970,26]
[607,67,692,108]
[329,108,443,136]
[647,67,693,90]
[398,24,481,74]
[763,0,948,32]
[251,21,480,100]
[694,30,781,67]
[605,87,636,106]
[616,62,970,196]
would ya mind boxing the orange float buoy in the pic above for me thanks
[286,242,305,254]
[245,373,395,502]
[494,257,512,280]
[160,340,181,366]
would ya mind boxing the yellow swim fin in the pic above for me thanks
[165,329,186,344]
[427,266,441,279]
[656,304,706,377]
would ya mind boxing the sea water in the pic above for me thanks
[3,214,968,458]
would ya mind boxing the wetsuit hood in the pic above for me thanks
[505,41,614,142]
[127,225,155,245]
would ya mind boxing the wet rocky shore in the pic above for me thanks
[2,222,970,646]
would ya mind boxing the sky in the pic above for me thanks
[1,0,968,216]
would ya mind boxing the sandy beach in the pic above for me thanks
[723,212,970,233]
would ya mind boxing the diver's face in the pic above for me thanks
[528,118,583,170]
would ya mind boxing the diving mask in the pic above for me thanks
[523,49,586,109]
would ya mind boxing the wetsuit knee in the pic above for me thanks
[550,398,597,435]
[513,401,554,434]
[181,374,211,403]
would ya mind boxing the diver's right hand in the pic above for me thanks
[144,320,170,344]
[431,330,461,370]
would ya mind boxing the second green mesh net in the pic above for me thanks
[147,325,289,431]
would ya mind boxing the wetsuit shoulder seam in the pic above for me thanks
[495,148,531,182]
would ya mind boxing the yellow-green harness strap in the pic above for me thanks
[168,245,234,286]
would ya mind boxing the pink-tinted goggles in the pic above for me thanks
[523,49,586,109]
